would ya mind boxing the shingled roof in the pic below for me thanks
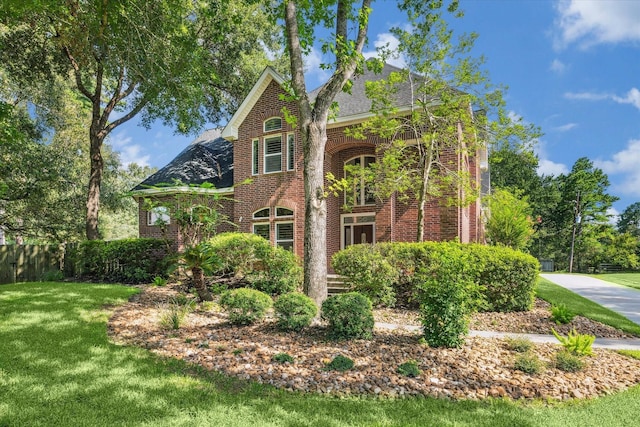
[133,128,233,191]
[310,62,425,120]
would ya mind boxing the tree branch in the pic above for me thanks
[284,1,311,120]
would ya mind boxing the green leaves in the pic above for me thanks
[484,188,535,251]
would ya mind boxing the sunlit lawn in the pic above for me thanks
[2,282,640,426]
[535,277,640,336]
[587,273,640,291]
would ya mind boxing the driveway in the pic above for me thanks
[540,273,640,326]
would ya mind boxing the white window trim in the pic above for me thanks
[344,155,376,207]
[340,212,375,250]
[263,135,283,174]
[252,138,259,175]
[147,206,170,226]
[252,207,270,219]
[286,132,295,171]
[264,116,283,133]
[275,206,294,218]
[252,222,270,241]
[275,221,294,249]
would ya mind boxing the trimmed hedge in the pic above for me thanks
[331,241,539,312]
[331,244,398,306]
[274,292,317,331]
[207,233,302,295]
[321,292,374,340]
[71,238,171,284]
[219,288,273,325]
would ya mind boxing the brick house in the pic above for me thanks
[133,63,487,263]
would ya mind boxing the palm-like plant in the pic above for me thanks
[181,243,220,301]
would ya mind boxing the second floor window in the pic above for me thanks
[345,155,376,206]
[264,136,282,173]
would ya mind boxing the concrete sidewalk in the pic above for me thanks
[540,273,640,326]
[375,322,640,351]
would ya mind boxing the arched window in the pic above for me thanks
[253,208,270,219]
[264,117,282,132]
[344,155,376,206]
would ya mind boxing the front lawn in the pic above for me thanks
[588,273,640,291]
[2,282,640,426]
[535,277,640,336]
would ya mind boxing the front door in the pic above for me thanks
[341,214,375,249]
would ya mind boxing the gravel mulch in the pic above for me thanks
[108,285,640,402]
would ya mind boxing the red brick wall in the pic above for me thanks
[139,77,485,263]
[233,80,306,257]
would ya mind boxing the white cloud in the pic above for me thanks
[554,0,640,49]
[613,88,640,110]
[108,131,150,167]
[595,138,640,196]
[607,207,620,225]
[554,123,577,132]
[534,140,569,176]
[549,59,566,74]
[564,88,640,111]
[303,47,331,86]
[538,158,569,177]
[363,32,406,68]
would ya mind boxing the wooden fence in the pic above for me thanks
[0,245,64,284]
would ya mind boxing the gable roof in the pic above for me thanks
[222,63,429,139]
[310,62,420,122]
[132,128,233,192]
[221,67,286,141]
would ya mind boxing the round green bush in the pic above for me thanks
[274,292,317,331]
[331,244,398,307]
[321,292,374,340]
[207,232,302,295]
[219,288,273,325]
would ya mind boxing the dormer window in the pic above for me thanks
[264,117,282,132]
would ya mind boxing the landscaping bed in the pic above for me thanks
[108,285,640,401]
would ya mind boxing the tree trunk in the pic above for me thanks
[303,122,328,308]
[192,266,213,302]
[86,126,104,240]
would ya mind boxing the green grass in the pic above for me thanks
[536,277,640,336]
[2,282,640,426]
[587,273,640,291]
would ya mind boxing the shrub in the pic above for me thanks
[321,292,374,340]
[551,303,576,324]
[272,353,295,364]
[504,336,534,353]
[554,350,585,372]
[416,244,483,348]
[331,244,398,307]
[376,242,539,313]
[159,299,193,330]
[513,353,544,375]
[40,270,64,282]
[152,276,167,287]
[73,238,171,284]
[207,233,302,295]
[552,328,595,356]
[325,355,354,372]
[219,288,273,325]
[463,244,539,312]
[397,360,421,378]
[273,293,317,331]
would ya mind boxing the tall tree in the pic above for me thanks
[281,0,372,307]
[558,157,618,272]
[340,1,539,242]
[1,0,279,239]
[618,202,640,237]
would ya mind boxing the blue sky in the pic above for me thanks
[112,0,640,216]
